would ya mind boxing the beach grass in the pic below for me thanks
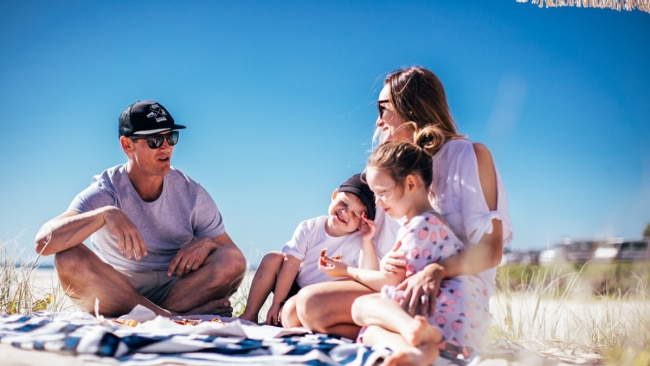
[0,241,69,314]
[491,262,650,365]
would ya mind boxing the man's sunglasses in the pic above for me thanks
[130,131,179,149]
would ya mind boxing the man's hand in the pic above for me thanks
[103,207,146,260]
[168,237,216,277]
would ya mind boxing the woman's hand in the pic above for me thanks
[394,262,445,317]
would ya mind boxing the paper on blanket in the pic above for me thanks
[114,305,310,339]
[115,304,158,323]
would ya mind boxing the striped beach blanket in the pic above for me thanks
[0,307,390,365]
[0,306,471,365]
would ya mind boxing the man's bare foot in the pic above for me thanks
[403,315,442,346]
[181,298,233,316]
[384,341,439,366]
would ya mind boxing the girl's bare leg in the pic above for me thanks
[362,325,439,366]
[352,293,442,346]
[285,280,374,340]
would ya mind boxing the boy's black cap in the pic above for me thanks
[338,173,376,220]
[119,100,186,137]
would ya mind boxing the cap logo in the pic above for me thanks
[146,103,168,123]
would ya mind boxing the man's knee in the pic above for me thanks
[54,245,92,275]
[222,246,247,278]
[207,246,247,288]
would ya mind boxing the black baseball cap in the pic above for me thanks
[119,100,186,137]
[338,173,376,220]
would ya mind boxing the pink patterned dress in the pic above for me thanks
[381,210,489,355]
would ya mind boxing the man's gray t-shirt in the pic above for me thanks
[68,164,225,271]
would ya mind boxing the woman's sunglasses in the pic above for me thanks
[377,99,390,118]
[130,131,179,149]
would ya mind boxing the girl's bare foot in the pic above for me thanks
[384,341,439,366]
[403,315,442,346]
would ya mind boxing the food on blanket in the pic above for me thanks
[112,316,226,327]
[113,318,138,327]
[172,318,202,326]
[319,248,343,265]
[208,317,227,325]
[172,317,227,326]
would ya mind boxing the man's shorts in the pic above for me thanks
[117,269,179,305]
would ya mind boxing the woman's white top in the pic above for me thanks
[431,139,513,295]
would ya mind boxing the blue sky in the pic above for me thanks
[1,1,648,267]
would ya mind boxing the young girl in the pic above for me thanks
[320,126,489,365]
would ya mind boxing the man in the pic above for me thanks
[34,100,246,317]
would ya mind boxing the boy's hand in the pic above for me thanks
[358,212,376,241]
[266,302,282,326]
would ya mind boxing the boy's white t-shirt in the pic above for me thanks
[283,216,371,288]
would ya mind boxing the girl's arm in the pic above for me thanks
[320,254,404,292]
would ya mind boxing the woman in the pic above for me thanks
[281,66,512,348]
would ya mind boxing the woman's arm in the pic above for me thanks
[440,143,503,275]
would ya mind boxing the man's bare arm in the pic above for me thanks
[34,206,146,260]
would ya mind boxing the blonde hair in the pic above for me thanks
[374,66,465,156]
[367,126,442,188]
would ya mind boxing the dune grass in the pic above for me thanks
[0,241,69,315]
[491,262,650,365]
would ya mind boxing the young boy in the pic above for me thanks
[239,173,378,325]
